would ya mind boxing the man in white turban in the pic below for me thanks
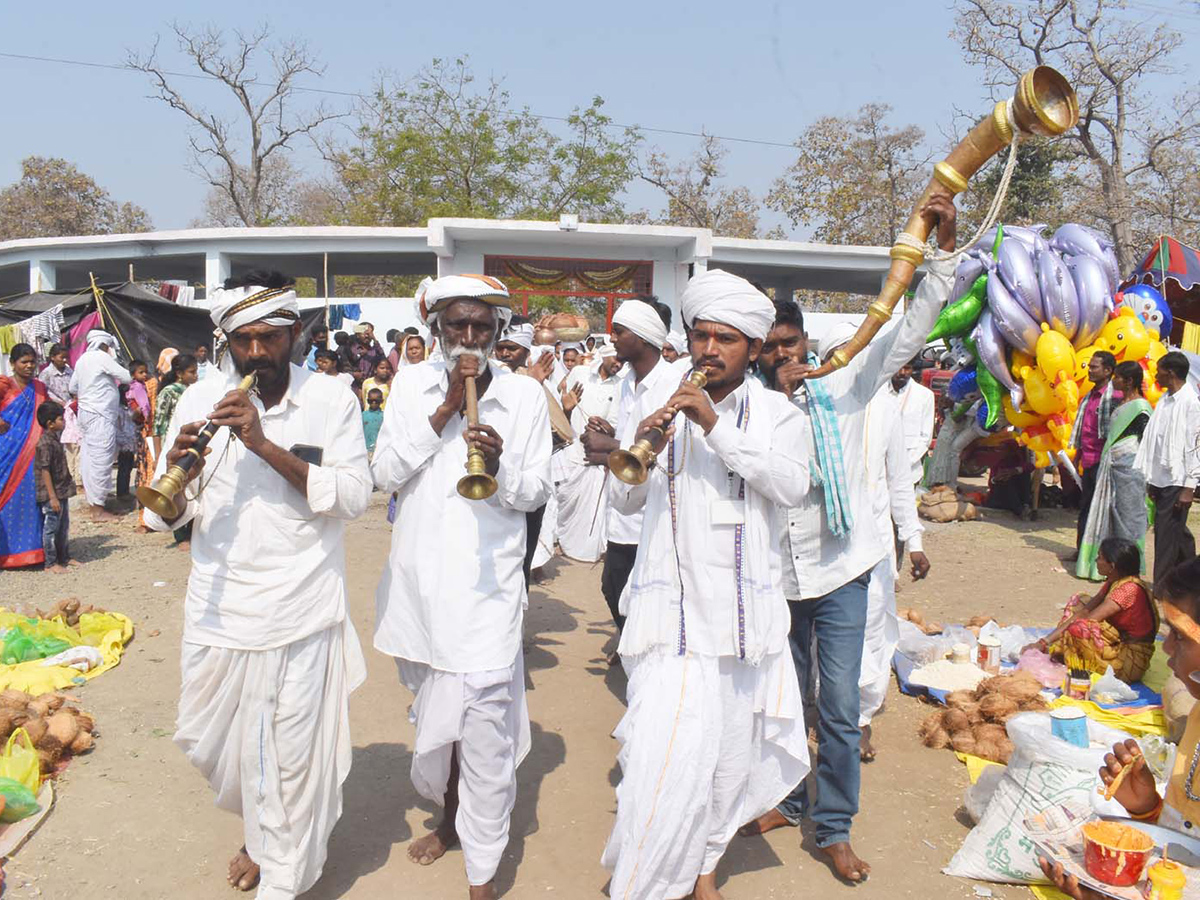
[583,298,673,644]
[144,271,372,899]
[602,270,811,900]
[740,195,956,886]
[68,329,131,520]
[373,274,551,900]
[662,330,688,362]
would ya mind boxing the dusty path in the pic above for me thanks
[0,495,1114,898]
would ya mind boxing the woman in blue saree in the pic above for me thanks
[0,343,49,568]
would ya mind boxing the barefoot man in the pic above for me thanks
[69,330,131,520]
[739,195,957,883]
[372,275,551,900]
[601,271,811,900]
[145,271,372,898]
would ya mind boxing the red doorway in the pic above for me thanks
[483,255,654,330]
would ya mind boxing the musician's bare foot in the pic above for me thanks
[45,564,66,574]
[177,541,190,551]
[821,842,870,883]
[227,847,260,892]
[134,524,149,534]
[737,807,791,837]
[691,871,722,899]
[468,883,497,900]
[408,820,457,866]
[90,506,118,522]
[66,559,80,567]
[860,724,877,762]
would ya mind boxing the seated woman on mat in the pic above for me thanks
[1025,537,1158,683]
[1040,557,1200,900]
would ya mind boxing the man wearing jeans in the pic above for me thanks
[1135,351,1200,584]
[739,195,956,883]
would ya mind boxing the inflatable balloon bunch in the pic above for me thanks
[926,224,1171,468]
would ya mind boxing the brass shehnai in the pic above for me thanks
[137,371,258,519]
[805,65,1078,380]
[608,369,708,485]
[456,374,499,500]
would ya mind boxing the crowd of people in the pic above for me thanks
[1,190,1198,900]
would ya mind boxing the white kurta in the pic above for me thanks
[371,359,551,887]
[68,348,131,506]
[603,375,811,899]
[859,387,924,727]
[896,377,936,485]
[144,364,372,900]
[555,366,620,562]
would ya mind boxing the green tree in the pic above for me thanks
[768,104,928,246]
[958,138,1077,236]
[326,58,639,226]
[0,156,151,240]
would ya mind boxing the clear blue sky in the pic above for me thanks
[2,0,1193,236]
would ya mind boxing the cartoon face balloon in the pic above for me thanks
[1097,308,1152,364]
[1074,344,1099,391]
[1121,283,1172,341]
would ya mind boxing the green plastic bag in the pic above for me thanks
[0,776,39,822]
[0,625,71,665]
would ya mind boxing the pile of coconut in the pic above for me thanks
[32,598,106,630]
[0,690,96,776]
[900,609,1007,640]
[917,671,1047,764]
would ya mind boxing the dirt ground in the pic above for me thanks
[0,492,1158,899]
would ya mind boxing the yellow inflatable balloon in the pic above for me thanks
[1024,368,1066,415]
[1074,343,1100,392]
[1011,349,1034,380]
[1053,376,1079,413]
[1147,339,1167,365]
[1037,323,1076,383]
[1097,308,1151,363]
[1046,412,1072,447]
[1001,394,1045,428]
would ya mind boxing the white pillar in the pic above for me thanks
[29,260,55,293]
[204,252,230,300]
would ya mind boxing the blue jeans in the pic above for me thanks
[39,500,70,567]
[776,573,870,847]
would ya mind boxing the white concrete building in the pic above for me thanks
[0,218,911,327]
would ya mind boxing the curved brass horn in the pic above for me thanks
[805,66,1078,379]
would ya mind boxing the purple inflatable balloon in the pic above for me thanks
[986,272,1041,355]
[1036,249,1079,341]
[977,224,1048,254]
[997,240,1045,322]
[972,309,1023,408]
[1100,246,1120,293]
[1065,254,1114,349]
[1050,223,1106,262]
[950,253,988,304]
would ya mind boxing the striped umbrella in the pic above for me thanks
[1122,236,1200,345]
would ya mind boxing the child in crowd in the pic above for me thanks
[34,401,77,573]
[362,388,384,454]
[115,383,138,498]
[316,349,355,388]
[154,354,198,550]
[39,343,80,484]
[361,358,393,408]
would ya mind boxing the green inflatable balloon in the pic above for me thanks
[927,273,987,342]
[962,332,1002,428]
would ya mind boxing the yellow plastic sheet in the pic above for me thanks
[954,752,1004,783]
[0,610,134,695]
[1049,695,1168,737]
[1030,887,1070,900]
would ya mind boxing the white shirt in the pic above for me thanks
[69,349,131,416]
[781,257,952,600]
[864,387,923,554]
[565,364,620,433]
[371,360,552,672]
[611,376,809,660]
[1135,384,1200,489]
[144,365,372,650]
[606,357,682,546]
[196,360,216,380]
[895,377,936,484]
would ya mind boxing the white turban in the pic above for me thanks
[819,322,860,362]
[560,341,584,354]
[207,283,301,375]
[597,343,618,358]
[612,300,668,349]
[665,331,688,353]
[501,323,535,350]
[85,329,118,352]
[680,269,774,341]
[417,274,513,332]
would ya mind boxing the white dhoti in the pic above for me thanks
[174,619,366,900]
[859,554,899,727]
[555,448,608,563]
[602,650,810,900]
[396,650,531,886]
[531,477,559,570]
[77,407,117,506]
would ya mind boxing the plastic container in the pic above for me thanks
[1145,859,1186,900]
[951,643,971,665]
[1064,673,1091,701]
[1080,821,1154,886]
[978,637,1002,674]
[1049,707,1089,748]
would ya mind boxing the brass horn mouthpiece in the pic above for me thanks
[136,371,258,519]
[607,368,708,485]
